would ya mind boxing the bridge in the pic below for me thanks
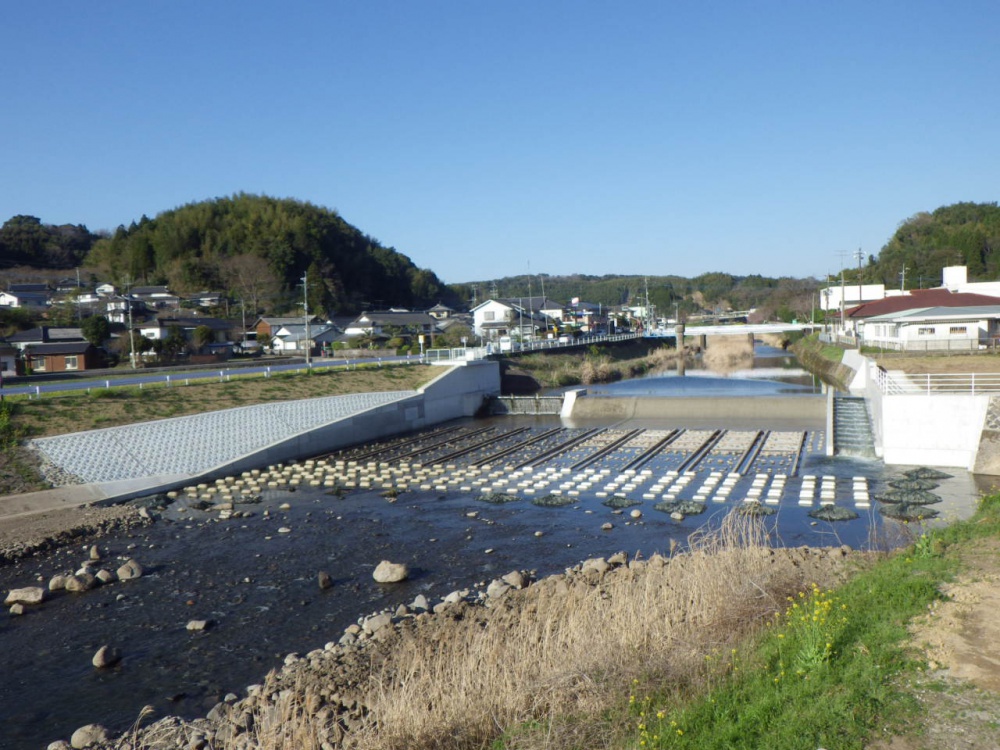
[645,323,820,337]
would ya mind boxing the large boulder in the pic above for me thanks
[70,724,108,748]
[4,587,47,606]
[372,560,409,583]
[92,645,121,669]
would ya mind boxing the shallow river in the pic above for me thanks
[0,348,988,748]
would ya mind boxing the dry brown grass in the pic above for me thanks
[343,514,832,750]
[701,336,754,374]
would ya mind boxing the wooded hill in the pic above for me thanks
[856,202,1000,289]
[83,194,451,316]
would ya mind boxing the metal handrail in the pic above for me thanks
[876,369,1000,395]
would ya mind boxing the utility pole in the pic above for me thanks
[855,247,864,305]
[124,275,136,370]
[899,266,908,292]
[302,271,311,366]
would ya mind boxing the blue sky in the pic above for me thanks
[2,1,997,284]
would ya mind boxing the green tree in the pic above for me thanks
[80,315,110,347]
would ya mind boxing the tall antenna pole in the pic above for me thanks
[855,247,863,305]
[899,266,908,292]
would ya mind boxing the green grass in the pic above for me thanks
[625,497,1000,750]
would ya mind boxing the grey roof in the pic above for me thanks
[350,311,437,327]
[864,305,1000,322]
[8,327,85,343]
[26,341,95,355]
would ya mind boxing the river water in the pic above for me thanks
[0,343,988,748]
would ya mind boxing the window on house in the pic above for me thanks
[484,311,495,321]
[64,355,79,370]
[917,327,934,335]
[949,326,968,335]
[32,356,46,372]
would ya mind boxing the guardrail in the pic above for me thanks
[875,368,1000,395]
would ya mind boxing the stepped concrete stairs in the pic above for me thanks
[833,394,877,458]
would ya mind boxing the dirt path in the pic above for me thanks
[873,538,1000,749]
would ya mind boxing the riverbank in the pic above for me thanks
[43,494,1000,750]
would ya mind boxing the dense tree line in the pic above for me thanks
[0,215,99,269]
[864,202,1000,289]
[84,194,452,316]
[455,271,819,321]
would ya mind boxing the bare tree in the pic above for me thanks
[219,254,282,317]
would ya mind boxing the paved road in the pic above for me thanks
[0,354,424,397]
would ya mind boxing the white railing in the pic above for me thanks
[875,368,1000,395]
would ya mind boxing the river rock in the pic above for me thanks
[372,560,408,583]
[4,586,47,606]
[92,645,121,669]
[95,569,116,585]
[487,580,511,599]
[186,619,212,631]
[70,724,108,748]
[410,594,429,611]
[362,612,392,635]
[65,573,97,592]
[46,741,71,750]
[117,559,144,580]
[317,571,333,590]
[49,574,68,592]
[10,603,24,616]
[502,570,528,589]
[88,545,101,561]
[601,522,614,531]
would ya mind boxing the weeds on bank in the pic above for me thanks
[627,494,1000,750]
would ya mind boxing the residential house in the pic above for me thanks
[253,316,322,349]
[95,283,117,297]
[860,306,1000,352]
[139,317,233,352]
[471,297,564,340]
[105,297,145,325]
[271,323,340,354]
[130,286,180,310]
[187,291,225,308]
[6,326,86,352]
[0,342,20,377]
[8,283,49,294]
[0,290,50,310]
[344,311,439,341]
[427,302,455,320]
[844,288,1000,351]
[24,342,103,373]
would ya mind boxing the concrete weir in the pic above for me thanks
[565,392,827,431]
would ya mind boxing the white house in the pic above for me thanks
[471,297,564,339]
[0,291,50,309]
[343,311,438,338]
[859,305,1000,352]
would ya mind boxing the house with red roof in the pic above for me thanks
[847,289,1000,351]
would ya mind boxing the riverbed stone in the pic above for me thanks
[10,603,24,615]
[65,573,97,592]
[487,580,511,599]
[317,571,333,590]
[411,594,429,611]
[117,559,144,580]
[372,560,408,583]
[95,569,116,585]
[49,574,68,591]
[4,586,47,606]
[46,741,71,750]
[186,619,212,631]
[92,645,121,669]
[502,570,528,589]
[362,612,392,635]
[88,545,101,561]
[70,723,108,748]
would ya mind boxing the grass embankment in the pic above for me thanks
[791,333,855,390]
[0,363,437,495]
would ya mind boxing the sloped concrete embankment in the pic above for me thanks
[6,362,500,515]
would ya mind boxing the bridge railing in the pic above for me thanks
[876,368,1000,395]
